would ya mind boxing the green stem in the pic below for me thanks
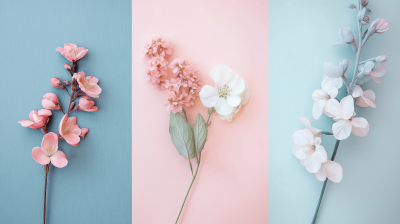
[311,140,340,224]
[175,153,201,224]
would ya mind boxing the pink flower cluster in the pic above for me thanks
[19,43,102,168]
[144,36,203,113]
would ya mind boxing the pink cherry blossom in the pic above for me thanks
[80,128,89,138]
[59,114,82,146]
[18,109,52,129]
[169,58,192,74]
[143,35,172,59]
[32,132,68,168]
[73,72,102,98]
[78,96,98,112]
[55,43,88,62]
[369,18,389,34]
[165,91,184,113]
[42,93,62,110]
[50,78,63,88]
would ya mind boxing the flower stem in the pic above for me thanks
[311,140,340,224]
[175,153,201,224]
[43,164,50,224]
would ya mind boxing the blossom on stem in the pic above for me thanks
[50,78,64,89]
[292,129,327,173]
[312,85,338,119]
[42,93,62,111]
[32,132,68,168]
[368,18,389,35]
[56,43,88,62]
[59,114,82,146]
[332,26,358,51]
[18,109,52,129]
[352,85,376,108]
[315,161,343,183]
[143,35,172,59]
[80,128,89,138]
[199,65,249,118]
[78,96,98,112]
[325,96,369,140]
[322,61,348,89]
[73,72,102,98]
[299,117,322,137]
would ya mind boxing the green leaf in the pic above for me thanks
[193,113,208,154]
[169,111,196,159]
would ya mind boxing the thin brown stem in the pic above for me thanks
[43,164,50,224]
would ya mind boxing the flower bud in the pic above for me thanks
[78,96,99,112]
[368,18,389,35]
[340,59,349,72]
[362,61,375,75]
[64,80,71,86]
[50,78,63,88]
[80,128,89,138]
[64,63,71,72]
[42,93,62,110]
[348,4,356,9]
[361,0,369,7]
[375,55,388,63]
[361,15,370,25]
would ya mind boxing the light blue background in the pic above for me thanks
[269,0,400,223]
[0,1,131,223]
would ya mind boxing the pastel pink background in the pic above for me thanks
[132,0,268,223]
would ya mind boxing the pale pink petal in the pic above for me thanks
[65,116,77,127]
[324,62,343,78]
[312,100,325,119]
[333,120,352,140]
[32,147,50,165]
[352,85,363,98]
[42,99,57,110]
[38,109,52,116]
[324,99,340,117]
[64,43,77,49]
[301,129,314,144]
[323,86,338,99]
[86,84,102,95]
[370,64,386,77]
[18,120,34,127]
[76,49,88,60]
[351,117,369,137]
[63,133,80,146]
[303,156,321,173]
[340,96,354,120]
[312,90,326,101]
[299,117,312,130]
[69,124,82,136]
[314,145,328,163]
[41,133,58,154]
[314,137,322,145]
[50,151,68,168]
[315,168,327,181]
[87,76,99,84]
[370,76,381,84]
[362,90,376,108]
[320,161,343,183]
[292,145,306,160]
[293,130,307,145]
[29,110,37,121]
[55,47,63,52]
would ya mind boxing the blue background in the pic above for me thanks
[0,1,132,223]
[269,0,400,223]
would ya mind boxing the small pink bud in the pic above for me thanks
[80,128,89,138]
[64,63,71,71]
[51,78,63,88]
[64,80,71,86]
[375,55,388,63]
[42,93,62,110]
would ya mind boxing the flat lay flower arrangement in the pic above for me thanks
[143,36,251,223]
[291,0,389,223]
[18,44,101,224]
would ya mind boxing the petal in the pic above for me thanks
[332,41,347,47]
[210,64,238,87]
[50,151,68,168]
[29,110,37,121]
[315,168,327,181]
[339,26,354,43]
[76,49,88,60]
[214,97,233,116]
[299,117,312,130]
[361,90,376,108]
[321,75,343,89]
[320,161,343,183]
[370,76,381,84]
[312,100,325,119]
[38,109,52,116]
[324,99,340,118]
[63,133,81,146]
[303,156,321,173]
[370,64,386,78]
[65,116,77,127]
[18,120,34,127]
[226,95,241,107]
[292,145,307,160]
[293,130,306,145]
[351,118,369,137]
[32,147,50,165]
[352,85,363,98]
[314,145,327,163]
[332,120,352,140]
[301,129,314,144]
[41,132,58,154]
[42,99,57,109]
[199,85,218,107]
[312,90,326,101]
[86,84,102,95]
[314,137,322,145]
[240,82,251,105]
[230,77,245,95]
[324,86,338,99]
[340,96,354,120]
[87,76,99,84]
[324,62,343,78]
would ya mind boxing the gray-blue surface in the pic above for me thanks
[0,1,132,223]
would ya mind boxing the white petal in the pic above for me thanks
[332,41,347,47]
[312,100,325,119]
[214,97,233,116]
[324,99,340,118]
[340,96,354,120]
[303,156,322,173]
[352,85,363,98]
[320,161,343,183]
[199,85,218,108]
[315,169,327,181]
[323,86,338,99]
[333,120,352,140]
[293,145,307,160]
[230,77,245,95]
[293,130,306,145]
[210,64,238,87]
[339,26,354,43]
[322,75,343,89]
[312,89,326,101]
[299,117,312,129]
[302,129,314,144]
[363,61,375,74]
[371,64,386,78]
[314,145,327,163]
[226,95,241,107]
[351,117,369,137]
[324,62,343,78]
[240,82,251,105]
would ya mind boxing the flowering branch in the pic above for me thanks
[292,1,389,223]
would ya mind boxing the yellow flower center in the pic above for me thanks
[303,141,316,155]
[218,84,231,98]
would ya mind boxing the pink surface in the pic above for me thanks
[132,0,268,223]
